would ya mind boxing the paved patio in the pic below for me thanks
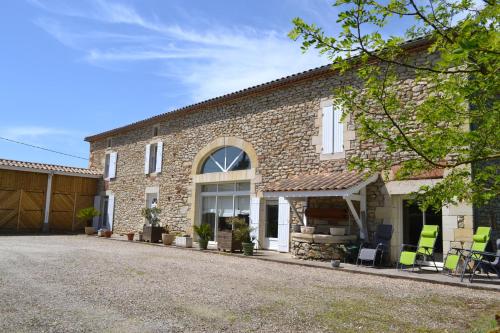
[1,235,498,332]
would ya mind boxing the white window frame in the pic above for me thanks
[144,142,163,175]
[104,151,117,180]
[319,99,345,160]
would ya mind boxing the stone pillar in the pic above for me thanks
[42,173,53,233]
[442,202,474,254]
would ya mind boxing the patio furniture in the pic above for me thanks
[398,224,439,272]
[443,226,491,275]
[343,242,361,264]
[357,224,393,267]
[468,239,500,283]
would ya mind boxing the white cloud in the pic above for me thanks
[31,0,329,102]
[0,126,77,140]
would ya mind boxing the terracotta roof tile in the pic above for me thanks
[0,158,101,177]
[265,171,369,192]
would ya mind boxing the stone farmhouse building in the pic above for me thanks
[85,37,479,263]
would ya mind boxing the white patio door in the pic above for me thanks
[264,199,279,251]
[277,197,290,252]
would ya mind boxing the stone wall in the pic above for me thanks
[88,51,436,235]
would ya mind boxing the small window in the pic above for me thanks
[149,143,158,174]
[106,138,112,148]
[104,154,111,178]
[322,105,344,154]
[152,126,159,137]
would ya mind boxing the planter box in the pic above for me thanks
[330,227,345,236]
[142,225,163,243]
[301,226,316,234]
[85,227,96,235]
[217,230,242,252]
[175,236,192,248]
[162,233,175,245]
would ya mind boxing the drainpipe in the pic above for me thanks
[42,173,53,233]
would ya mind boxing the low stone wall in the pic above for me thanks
[290,233,357,261]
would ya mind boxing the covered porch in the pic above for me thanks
[263,171,379,261]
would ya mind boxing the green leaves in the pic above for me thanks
[290,0,499,208]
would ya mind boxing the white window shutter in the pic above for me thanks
[277,197,290,252]
[107,194,115,231]
[155,142,163,173]
[249,197,260,249]
[333,106,344,153]
[93,196,101,228]
[144,144,151,174]
[322,105,334,154]
[108,152,117,179]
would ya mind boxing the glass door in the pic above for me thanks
[264,200,279,250]
[199,182,250,243]
[99,196,109,229]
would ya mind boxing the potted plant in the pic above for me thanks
[104,230,112,238]
[232,218,255,256]
[141,207,163,243]
[217,217,244,252]
[193,223,212,250]
[76,207,100,235]
[161,225,175,245]
[126,232,135,241]
[175,230,193,248]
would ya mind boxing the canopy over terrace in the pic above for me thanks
[263,171,379,240]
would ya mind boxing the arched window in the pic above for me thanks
[200,146,251,174]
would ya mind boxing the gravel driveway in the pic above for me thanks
[0,235,498,333]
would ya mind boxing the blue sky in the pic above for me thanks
[0,0,342,168]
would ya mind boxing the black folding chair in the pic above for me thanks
[468,239,500,283]
[357,224,393,267]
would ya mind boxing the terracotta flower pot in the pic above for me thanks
[162,233,175,245]
[126,233,135,241]
[104,230,112,238]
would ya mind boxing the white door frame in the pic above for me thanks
[263,198,279,251]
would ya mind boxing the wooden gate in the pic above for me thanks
[50,175,97,232]
[0,170,47,232]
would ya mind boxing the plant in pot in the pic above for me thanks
[193,223,212,250]
[175,228,193,248]
[126,231,135,241]
[161,225,175,246]
[232,219,255,256]
[76,207,100,235]
[141,207,163,243]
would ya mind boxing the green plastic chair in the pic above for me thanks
[398,225,440,272]
[443,226,491,276]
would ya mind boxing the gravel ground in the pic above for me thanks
[0,235,498,333]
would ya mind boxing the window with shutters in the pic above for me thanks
[149,143,158,174]
[320,102,345,158]
[104,151,117,180]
